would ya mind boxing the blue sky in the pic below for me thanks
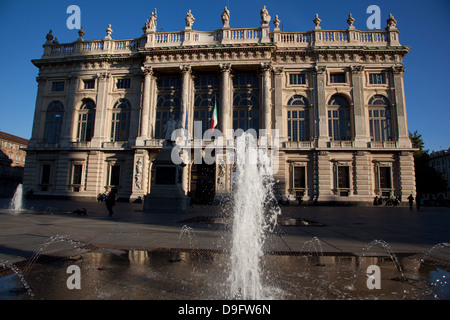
[0,0,449,151]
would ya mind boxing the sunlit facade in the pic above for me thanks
[24,7,415,205]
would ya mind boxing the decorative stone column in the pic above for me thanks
[261,63,272,135]
[219,63,232,139]
[180,65,192,137]
[137,67,153,143]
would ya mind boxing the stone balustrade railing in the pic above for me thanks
[41,26,400,58]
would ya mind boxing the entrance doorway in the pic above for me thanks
[190,163,216,204]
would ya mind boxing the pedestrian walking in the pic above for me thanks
[106,189,116,216]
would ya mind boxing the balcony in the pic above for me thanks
[369,141,398,149]
[102,141,129,149]
[283,141,315,149]
[40,25,400,59]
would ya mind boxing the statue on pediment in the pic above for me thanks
[260,5,271,26]
[185,10,195,29]
[221,6,230,28]
[149,9,157,31]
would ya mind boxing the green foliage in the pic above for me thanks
[409,130,447,195]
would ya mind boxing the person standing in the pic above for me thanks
[106,189,116,217]
[407,193,414,211]
[416,193,421,211]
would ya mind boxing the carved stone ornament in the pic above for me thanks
[148,9,157,32]
[46,30,54,43]
[347,13,355,28]
[105,24,113,39]
[185,10,195,28]
[313,14,321,28]
[141,66,153,76]
[260,5,271,26]
[78,27,85,40]
[273,15,281,29]
[351,65,364,74]
[134,158,143,189]
[221,6,230,28]
[386,13,397,28]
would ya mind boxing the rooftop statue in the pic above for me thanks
[185,10,195,28]
[221,6,230,28]
[260,5,271,26]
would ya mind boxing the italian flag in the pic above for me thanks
[210,100,218,131]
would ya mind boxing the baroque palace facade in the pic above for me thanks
[24,6,415,204]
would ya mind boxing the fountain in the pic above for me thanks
[228,133,280,300]
[9,184,23,211]
[0,136,449,300]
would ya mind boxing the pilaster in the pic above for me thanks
[60,75,78,147]
[273,66,285,142]
[354,151,372,197]
[314,65,329,147]
[30,77,47,147]
[392,66,411,148]
[398,151,416,200]
[91,72,111,148]
[351,65,370,147]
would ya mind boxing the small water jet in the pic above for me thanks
[9,184,23,211]
[0,260,34,298]
[361,239,406,280]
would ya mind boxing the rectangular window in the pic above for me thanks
[293,166,306,189]
[289,73,306,85]
[72,164,83,185]
[330,73,346,84]
[83,79,95,89]
[337,166,350,189]
[51,81,65,92]
[369,73,386,85]
[72,164,83,192]
[41,165,51,189]
[109,165,120,186]
[379,166,392,189]
[116,78,131,89]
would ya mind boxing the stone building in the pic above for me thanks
[428,149,450,201]
[0,131,29,196]
[24,7,415,204]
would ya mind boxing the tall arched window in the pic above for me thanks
[44,101,64,143]
[233,73,259,134]
[110,99,131,142]
[155,76,181,139]
[287,95,309,141]
[77,99,96,142]
[194,73,219,135]
[327,95,351,141]
[368,95,392,141]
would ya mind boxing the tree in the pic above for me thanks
[409,130,447,196]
